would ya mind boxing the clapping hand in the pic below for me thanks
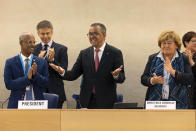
[164,57,175,76]
[184,49,195,66]
[38,50,46,58]
[112,65,123,76]
[151,73,164,84]
[28,62,37,80]
[49,63,64,74]
[48,48,55,62]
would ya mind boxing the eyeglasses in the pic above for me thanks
[161,40,174,45]
[87,32,99,37]
[24,40,37,44]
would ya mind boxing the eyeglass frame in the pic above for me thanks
[86,32,100,37]
[23,40,37,44]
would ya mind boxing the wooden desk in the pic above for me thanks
[0,109,61,131]
[0,109,195,131]
[61,109,195,131]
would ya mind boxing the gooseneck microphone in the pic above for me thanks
[1,97,9,109]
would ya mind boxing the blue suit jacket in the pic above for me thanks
[4,54,49,108]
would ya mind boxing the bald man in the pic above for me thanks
[4,33,49,109]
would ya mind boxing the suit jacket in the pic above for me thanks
[192,65,196,78]
[190,55,196,108]
[33,41,68,101]
[4,55,49,108]
[192,55,196,79]
[63,43,125,108]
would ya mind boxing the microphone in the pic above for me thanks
[1,97,9,109]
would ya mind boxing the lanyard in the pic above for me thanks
[19,54,33,75]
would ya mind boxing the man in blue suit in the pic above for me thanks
[4,33,49,108]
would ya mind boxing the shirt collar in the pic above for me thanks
[20,53,32,62]
[93,42,106,52]
[41,40,53,48]
[157,50,179,62]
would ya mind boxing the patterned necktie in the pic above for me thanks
[25,58,29,75]
[25,58,32,100]
[92,49,100,94]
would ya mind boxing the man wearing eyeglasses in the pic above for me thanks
[50,23,125,109]
[4,33,49,108]
[183,31,196,108]
[33,20,68,109]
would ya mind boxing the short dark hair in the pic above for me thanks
[90,23,106,33]
[19,32,34,44]
[182,31,196,47]
[36,20,53,31]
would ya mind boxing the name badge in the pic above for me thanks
[18,100,48,109]
[145,101,176,110]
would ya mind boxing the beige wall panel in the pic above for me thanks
[0,0,196,108]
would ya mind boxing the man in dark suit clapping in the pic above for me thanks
[33,20,68,108]
[50,23,125,109]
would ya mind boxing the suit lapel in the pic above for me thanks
[50,42,57,60]
[89,46,95,72]
[37,43,42,51]
[16,55,25,75]
[51,41,56,48]
[37,41,55,51]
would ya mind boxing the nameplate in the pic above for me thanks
[18,100,48,109]
[145,101,176,110]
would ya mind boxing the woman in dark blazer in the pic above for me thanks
[141,30,193,109]
[192,64,196,79]
[190,58,196,78]
[184,50,196,108]
[182,31,196,108]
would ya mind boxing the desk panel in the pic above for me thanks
[0,109,61,131]
[0,109,195,131]
[61,109,195,131]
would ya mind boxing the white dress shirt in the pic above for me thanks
[41,40,53,50]
[93,42,106,62]
[94,42,119,79]
[156,51,179,100]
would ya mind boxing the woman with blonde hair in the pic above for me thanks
[141,30,193,109]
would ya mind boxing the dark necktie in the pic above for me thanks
[25,58,32,100]
[43,44,48,57]
[92,49,100,94]
[44,44,48,51]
